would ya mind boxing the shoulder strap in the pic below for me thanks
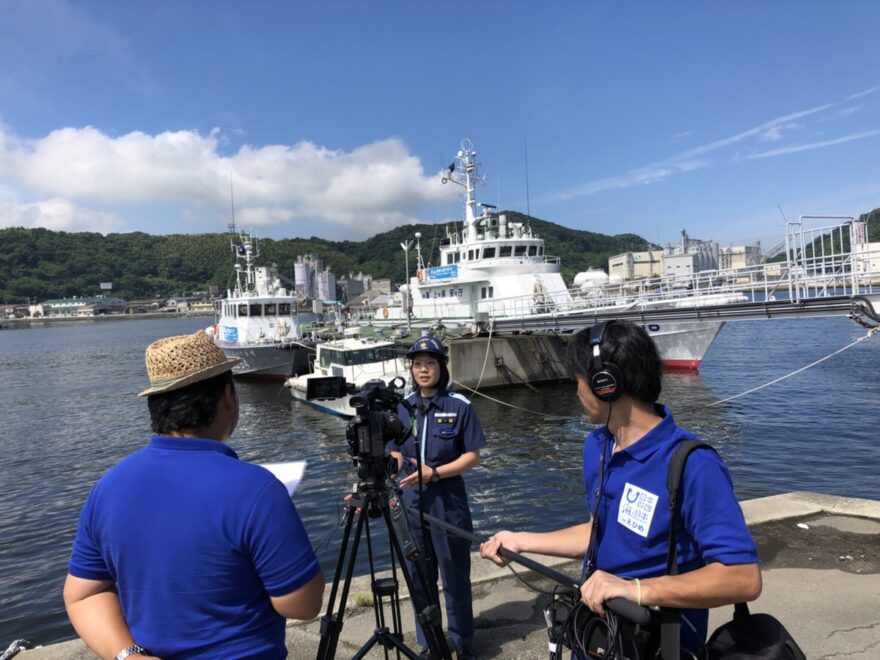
[665,439,711,574]
[661,439,712,660]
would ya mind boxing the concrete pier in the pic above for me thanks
[17,492,880,659]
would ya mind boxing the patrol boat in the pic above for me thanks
[210,230,320,379]
[285,337,408,417]
[371,138,733,370]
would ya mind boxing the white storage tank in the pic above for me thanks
[573,269,610,289]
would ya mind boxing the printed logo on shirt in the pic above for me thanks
[617,482,658,538]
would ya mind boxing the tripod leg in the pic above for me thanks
[383,504,453,660]
[316,504,367,660]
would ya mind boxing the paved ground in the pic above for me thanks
[15,492,880,659]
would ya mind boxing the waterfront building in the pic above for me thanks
[35,296,127,318]
[719,243,763,270]
[608,230,763,283]
[608,249,664,281]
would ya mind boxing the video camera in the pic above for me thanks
[306,376,411,485]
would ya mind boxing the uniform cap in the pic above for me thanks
[405,335,447,360]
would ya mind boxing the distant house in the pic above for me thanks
[126,298,165,314]
[162,295,211,313]
[38,296,127,317]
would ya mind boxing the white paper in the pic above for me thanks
[259,460,307,496]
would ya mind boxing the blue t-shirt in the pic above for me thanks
[68,435,320,659]
[582,405,757,652]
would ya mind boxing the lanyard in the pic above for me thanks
[420,412,428,465]
[583,440,609,578]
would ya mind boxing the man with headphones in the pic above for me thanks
[480,320,762,656]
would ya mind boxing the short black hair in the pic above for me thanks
[566,320,662,404]
[147,370,235,434]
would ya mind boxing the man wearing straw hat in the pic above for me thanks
[63,331,324,659]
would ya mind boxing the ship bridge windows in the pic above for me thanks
[319,346,398,369]
[483,246,496,259]
[249,304,262,317]
[237,303,248,316]
[446,251,461,265]
[264,303,277,315]
[278,303,291,315]
[528,245,538,257]
[350,346,397,364]
[480,286,495,299]
[515,245,527,257]
[500,246,513,257]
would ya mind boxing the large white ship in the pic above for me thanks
[210,230,320,379]
[373,139,732,369]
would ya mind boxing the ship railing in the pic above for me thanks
[473,251,880,324]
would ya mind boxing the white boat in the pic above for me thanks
[285,337,409,417]
[370,138,734,370]
[209,230,320,379]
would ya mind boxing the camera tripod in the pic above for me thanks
[316,476,453,660]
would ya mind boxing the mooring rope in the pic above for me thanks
[0,640,35,660]
[454,326,878,418]
[452,378,572,420]
[472,321,495,392]
[703,327,879,408]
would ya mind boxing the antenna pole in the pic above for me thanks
[229,178,237,235]
[524,134,530,217]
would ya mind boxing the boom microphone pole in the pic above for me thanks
[422,513,651,627]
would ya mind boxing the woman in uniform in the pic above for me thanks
[391,335,486,660]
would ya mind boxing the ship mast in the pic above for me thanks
[231,230,259,296]
[442,138,486,245]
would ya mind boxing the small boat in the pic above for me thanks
[210,230,320,380]
[285,337,409,417]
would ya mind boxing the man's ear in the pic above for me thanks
[220,382,236,411]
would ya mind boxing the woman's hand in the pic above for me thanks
[479,531,522,566]
[398,464,434,489]
[579,570,639,616]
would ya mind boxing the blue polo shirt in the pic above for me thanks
[582,405,757,651]
[69,435,320,659]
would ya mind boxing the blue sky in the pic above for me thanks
[1,1,878,250]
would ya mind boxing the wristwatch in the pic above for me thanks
[115,645,149,660]
[430,466,440,483]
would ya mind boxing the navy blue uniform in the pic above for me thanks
[392,389,487,650]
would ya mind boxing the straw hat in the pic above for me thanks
[138,330,242,397]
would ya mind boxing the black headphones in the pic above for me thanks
[588,321,624,402]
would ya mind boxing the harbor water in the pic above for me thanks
[0,316,878,646]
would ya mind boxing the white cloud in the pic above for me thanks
[0,124,455,234]
[757,122,802,143]
[0,198,119,233]
[846,85,880,101]
[238,206,296,226]
[746,130,880,159]
[549,100,844,202]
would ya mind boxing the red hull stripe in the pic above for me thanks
[662,358,701,371]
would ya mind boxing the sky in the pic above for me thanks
[1,1,879,250]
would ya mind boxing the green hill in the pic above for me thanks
[0,213,654,303]
[6,207,877,304]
